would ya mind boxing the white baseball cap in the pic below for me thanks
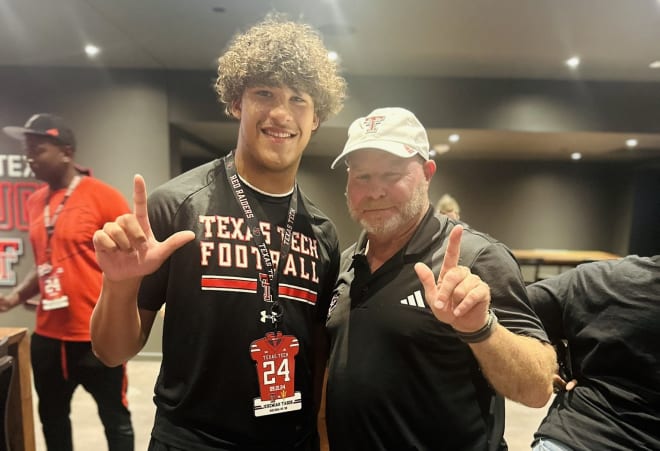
[330,107,430,169]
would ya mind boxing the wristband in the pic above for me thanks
[455,309,498,344]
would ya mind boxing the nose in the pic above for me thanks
[269,98,293,123]
[365,179,388,199]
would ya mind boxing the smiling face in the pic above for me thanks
[346,149,436,238]
[231,84,319,190]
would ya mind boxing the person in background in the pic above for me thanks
[436,193,461,220]
[325,107,556,451]
[90,14,346,451]
[527,254,660,451]
[0,113,134,451]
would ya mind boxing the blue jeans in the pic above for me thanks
[532,437,574,451]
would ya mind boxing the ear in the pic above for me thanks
[311,114,320,132]
[230,99,242,119]
[423,159,436,180]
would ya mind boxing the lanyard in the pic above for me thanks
[44,175,82,258]
[225,152,298,330]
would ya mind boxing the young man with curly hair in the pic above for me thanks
[90,15,347,451]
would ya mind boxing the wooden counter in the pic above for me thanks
[512,249,621,283]
[0,327,35,451]
[512,249,621,266]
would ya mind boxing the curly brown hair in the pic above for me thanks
[215,14,347,124]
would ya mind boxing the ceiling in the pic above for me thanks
[2,0,660,162]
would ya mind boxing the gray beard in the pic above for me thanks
[348,181,429,237]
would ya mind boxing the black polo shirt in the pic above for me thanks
[326,208,548,451]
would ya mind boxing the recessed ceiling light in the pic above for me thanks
[625,138,638,148]
[327,51,339,62]
[565,56,580,69]
[448,134,460,143]
[571,152,582,161]
[84,44,100,57]
[649,61,660,69]
[433,143,450,154]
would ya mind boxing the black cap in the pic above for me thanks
[3,113,76,147]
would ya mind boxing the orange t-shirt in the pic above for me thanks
[27,176,129,341]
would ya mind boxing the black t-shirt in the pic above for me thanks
[138,156,340,450]
[326,209,548,451]
[528,255,660,451]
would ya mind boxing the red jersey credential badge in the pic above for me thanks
[37,263,69,311]
[250,331,302,417]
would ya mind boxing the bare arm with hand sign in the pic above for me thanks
[414,225,556,408]
[414,226,491,332]
[90,175,195,366]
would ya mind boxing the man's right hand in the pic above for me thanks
[0,293,20,312]
[553,374,578,393]
[93,174,195,282]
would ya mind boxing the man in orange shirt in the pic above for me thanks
[0,113,134,451]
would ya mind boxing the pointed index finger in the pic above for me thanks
[438,225,463,282]
[132,174,151,234]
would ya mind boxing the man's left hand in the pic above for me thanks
[414,225,491,333]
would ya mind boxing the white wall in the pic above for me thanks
[0,67,171,352]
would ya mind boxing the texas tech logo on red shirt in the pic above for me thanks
[251,332,298,401]
[250,332,302,417]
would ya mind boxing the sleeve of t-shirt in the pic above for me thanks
[526,270,575,344]
[136,185,175,311]
[316,238,340,322]
[94,181,130,222]
[85,182,131,258]
[469,242,549,344]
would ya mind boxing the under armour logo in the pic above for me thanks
[260,310,276,324]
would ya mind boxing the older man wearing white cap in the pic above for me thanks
[324,107,556,451]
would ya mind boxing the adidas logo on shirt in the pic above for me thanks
[400,290,426,308]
